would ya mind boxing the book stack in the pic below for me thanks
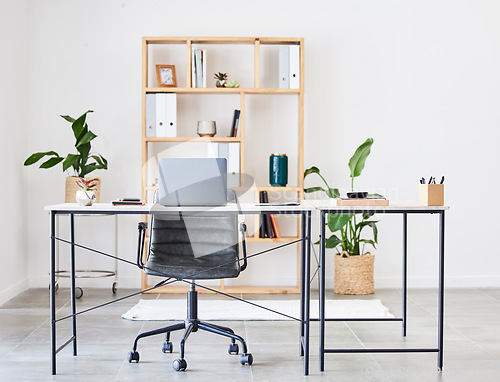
[192,49,207,88]
[259,191,280,239]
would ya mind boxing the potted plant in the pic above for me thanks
[214,72,228,87]
[24,110,108,203]
[75,178,97,206]
[304,138,380,294]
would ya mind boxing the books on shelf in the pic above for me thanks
[278,45,300,89]
[229,109,240,137]
[192,49,207,88]
[146,93,177,137]
[258,191,280,239]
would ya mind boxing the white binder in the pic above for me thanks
[217,143,240,187]
[289,45,300,89]
[278,46,289,89]
[279,45,300,89]
[156,93,177,137]
[145,94,156,137]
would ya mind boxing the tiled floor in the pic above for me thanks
[1,287,500,381]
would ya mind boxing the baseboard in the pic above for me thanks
[0,277,29,306]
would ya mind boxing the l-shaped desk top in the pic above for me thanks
[44,202,449,214]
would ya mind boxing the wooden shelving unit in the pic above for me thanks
[141,36,304,294]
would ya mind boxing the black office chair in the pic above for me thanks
[127,191,252,371]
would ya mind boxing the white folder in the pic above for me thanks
[278,46,289,89]
[217,143,240,187]
[289,45,300,89]
[145,94,156,137]
[279,45,300,89]
[156,93,177,137]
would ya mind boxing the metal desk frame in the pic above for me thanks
[46,203,312,376]
[316,205,448,372]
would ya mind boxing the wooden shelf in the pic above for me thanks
[142,283,300,295]
[141,36,304,294]
[145,136,242,143]
[145,87,301,94]
[144,36,302,45]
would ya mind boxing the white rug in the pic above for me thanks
[122,299,394,321]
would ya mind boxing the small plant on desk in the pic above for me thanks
[23,110,107,202]
[75,178,97,206]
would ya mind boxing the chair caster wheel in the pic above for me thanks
[128,351,139,363]
[112,281,117,294]
[75,287,83,299]
[162,341,173,353]
[173,358,187,371]
[228,343,239,355]
[240,353,253,365]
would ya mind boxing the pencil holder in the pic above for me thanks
[419,184,444,206]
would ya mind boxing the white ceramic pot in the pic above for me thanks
[76,190,96,206]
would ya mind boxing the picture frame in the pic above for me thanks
[156,65,177,87]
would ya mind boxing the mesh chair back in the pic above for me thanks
[144,190,241,280]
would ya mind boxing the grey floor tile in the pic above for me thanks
[2,287,500,381]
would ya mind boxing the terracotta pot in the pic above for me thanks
[65,176,101,203]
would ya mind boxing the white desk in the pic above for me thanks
[45,202,314,375]
[314,203,449,372]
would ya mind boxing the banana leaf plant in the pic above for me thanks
[304,138,379,255]
[24,110,108,178]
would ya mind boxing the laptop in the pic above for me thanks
[158,158,228,206]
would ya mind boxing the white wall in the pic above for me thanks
[13,0,500,293]
[0,0,29,305]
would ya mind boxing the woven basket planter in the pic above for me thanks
[65,176,101,203]
[334,251,374,295]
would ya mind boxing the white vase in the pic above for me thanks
[76,190,96,206]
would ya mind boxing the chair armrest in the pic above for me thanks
[239,222,248,272]
[137,222,148,269]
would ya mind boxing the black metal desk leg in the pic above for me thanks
[438,211,445,371]
[70,214,77,356]
[299,213,306,357]
[303,211,311,376]
[319,211,326,372]
[50,211,57,375]
[402,213,407,337]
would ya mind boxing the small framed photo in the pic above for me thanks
[156,65,177,87]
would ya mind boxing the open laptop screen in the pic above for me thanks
[158,158,227,206]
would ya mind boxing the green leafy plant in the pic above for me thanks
[304,138,379,255]
[24,110,108,178]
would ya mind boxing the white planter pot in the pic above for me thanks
[76,190,96,206]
